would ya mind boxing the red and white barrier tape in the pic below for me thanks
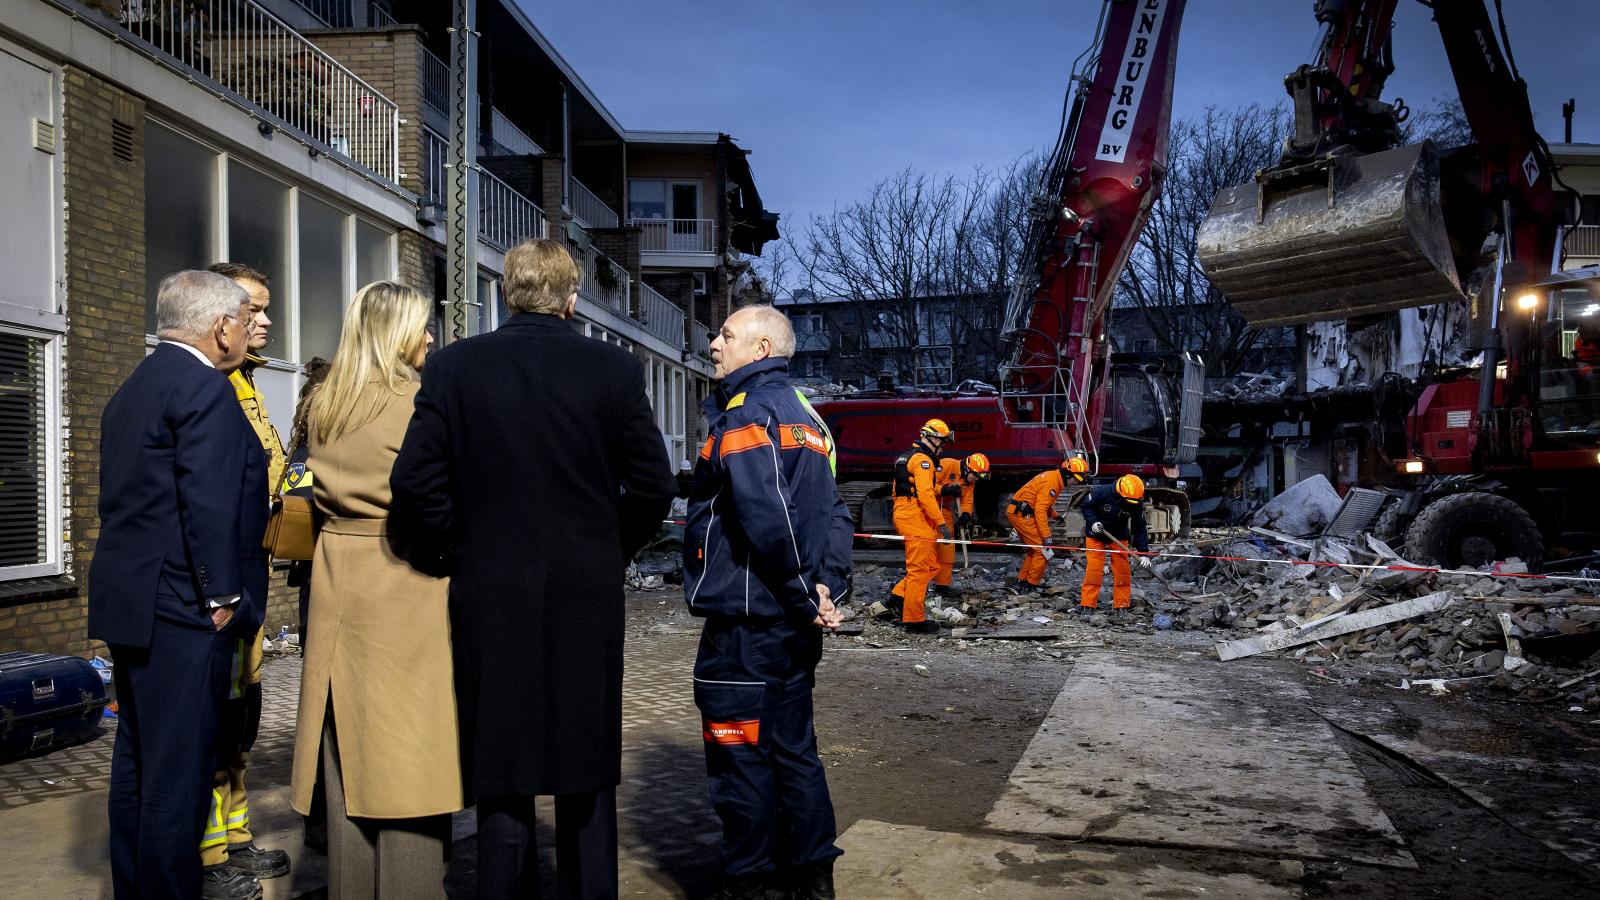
[662,520,1600,588]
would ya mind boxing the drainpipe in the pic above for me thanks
[561,83,572,214]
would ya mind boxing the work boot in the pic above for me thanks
[788,857,837,900]
[1007,579,1034,595]
[903,619,942,635]
[201,864,262,900]
[707,873,788,900]
[1077,605,1096,619]
[931,583,950,598]
[226,842,290,879]
[886,593,905,616]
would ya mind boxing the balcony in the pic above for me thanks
[637,283,686,348]
[488,109,544,157]
[116,0,400,182]
[577,247,631,314]
[479,169,546,251]
[423,47,449,116]
[634,218,717,255]
[691,325,712,359]
[1566,225,1600,259]
[571,177,620,230]
[422,126,446,207]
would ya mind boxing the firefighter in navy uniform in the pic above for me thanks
[1079,474,1152,620]
[684,306,852,900]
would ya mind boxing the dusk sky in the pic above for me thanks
[523,0,1598,245]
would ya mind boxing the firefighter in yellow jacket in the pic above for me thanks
[932,453,990,596]
[889,419,953,634]
[205,263,290,896]
[1006,457,1088,593]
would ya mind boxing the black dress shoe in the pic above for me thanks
[787,857,836,900]
[226,842,291,879]
[201,864,262,900]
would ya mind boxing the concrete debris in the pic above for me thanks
[1248,474,1343,537]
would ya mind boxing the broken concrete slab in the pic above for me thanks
[1249,474,1343,537]
[985,652,1415,868]
[1215,592,1455,661]
[833,819,1296,899]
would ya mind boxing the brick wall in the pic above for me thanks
[590,228,642,315]
[304,27,427,200]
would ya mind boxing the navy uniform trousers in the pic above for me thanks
[108,614,236,899]
[693,616,842,877]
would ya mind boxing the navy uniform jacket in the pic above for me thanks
[684,358,853,623]
[88,343,269,648]
[1080,483,1149,552]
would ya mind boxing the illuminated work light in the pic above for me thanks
[1516,292,1539,311]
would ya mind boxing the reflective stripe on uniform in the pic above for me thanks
[201,789,228,849]
[226,799,249,831]
[719,423,773,457]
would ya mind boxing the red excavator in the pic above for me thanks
[815,0,1203,539]
[1197,0,1594,570]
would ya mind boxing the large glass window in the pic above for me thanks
[0,331,57,577]
[299,195,348,363]
[227,161,291,359]
[628,180,667,220]
[355,219,392,290]
[144,124,217,334]
[476,273,495,335]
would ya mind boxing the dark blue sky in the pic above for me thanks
[523,0,1597,241]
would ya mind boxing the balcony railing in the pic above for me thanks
[1566,225,1600,259]
[691,326,712,358]
[571,177,620,230]
[638,283,686,347]
[422,126,446,207]
[423,47,448,115]
[479,169,546,251]
[118,0,400,182]
[578,247,631,314]
[488,109,544,156]
[289,0,351,26]
[633,218,716,254]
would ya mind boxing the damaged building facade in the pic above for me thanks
[0,0,777,656]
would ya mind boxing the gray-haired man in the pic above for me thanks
[89,271,270,900]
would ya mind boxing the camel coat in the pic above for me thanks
[290,379,462,819]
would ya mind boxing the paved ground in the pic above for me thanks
[5,583,1600,898]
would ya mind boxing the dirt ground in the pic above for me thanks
[619,546,1600,899]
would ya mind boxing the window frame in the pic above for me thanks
[0,323,64,580]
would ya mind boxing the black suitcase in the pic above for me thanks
[0,651,109,763]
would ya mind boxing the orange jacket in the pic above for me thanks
[936,458,974,523]
[892,444,945,529]
[1011,469,1065,531]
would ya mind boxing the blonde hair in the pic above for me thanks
[308,281,433,444]
[503,238,581,315]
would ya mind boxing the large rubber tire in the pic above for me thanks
[1404,491,1543,570]
[1372,500,1412,550]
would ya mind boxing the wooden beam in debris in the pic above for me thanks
[1215,591,1455,661]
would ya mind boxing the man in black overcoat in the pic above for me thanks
[391,238,676,899]
[89,270,268,900]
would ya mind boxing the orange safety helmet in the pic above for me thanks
[1061,456,1090,482]
[920,418,953,440]
[1116,474,1146,503]
[964,452,991,479]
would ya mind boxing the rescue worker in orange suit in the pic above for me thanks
[889,419,954,634]
[1575,317,1600,377]
[1006,458,1088,592]
[932,453,990,596]
[1079,474,1151,619]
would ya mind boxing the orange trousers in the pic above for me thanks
[1080,537,1131,609]
[891,507,940,624]
[1007,510,1049,585]
[934,513,957,586]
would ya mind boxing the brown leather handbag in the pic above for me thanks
[262,449,316,560]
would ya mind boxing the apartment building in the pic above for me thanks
[0,0,777,655]
[774,292,1007,390]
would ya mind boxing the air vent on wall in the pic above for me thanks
[111,119,135,162]
[32,119,55,155]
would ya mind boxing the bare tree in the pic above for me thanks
[783,161,1040,386]
[1114,103,1296,377]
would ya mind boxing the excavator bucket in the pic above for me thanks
[1196,142,1463,327]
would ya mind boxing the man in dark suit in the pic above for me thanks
[89,270,270,900]
[391,238,676,900]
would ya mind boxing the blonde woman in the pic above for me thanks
[289,282,460,899]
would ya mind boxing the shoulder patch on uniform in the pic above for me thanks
[921,460,931,469]
[1048,489,1058,497]
[725,392,747,410]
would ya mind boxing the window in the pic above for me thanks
[628,179,702,221]
[144,123,217,334]
[1133,338,1157,352]
[228,161,292,359]
[0,330,60,578]
[1582,194,1600,227]
[298,195,347,363]
[476,273,496,336]
[355,219,394,290]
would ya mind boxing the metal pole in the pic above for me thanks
[445,0,479,342]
